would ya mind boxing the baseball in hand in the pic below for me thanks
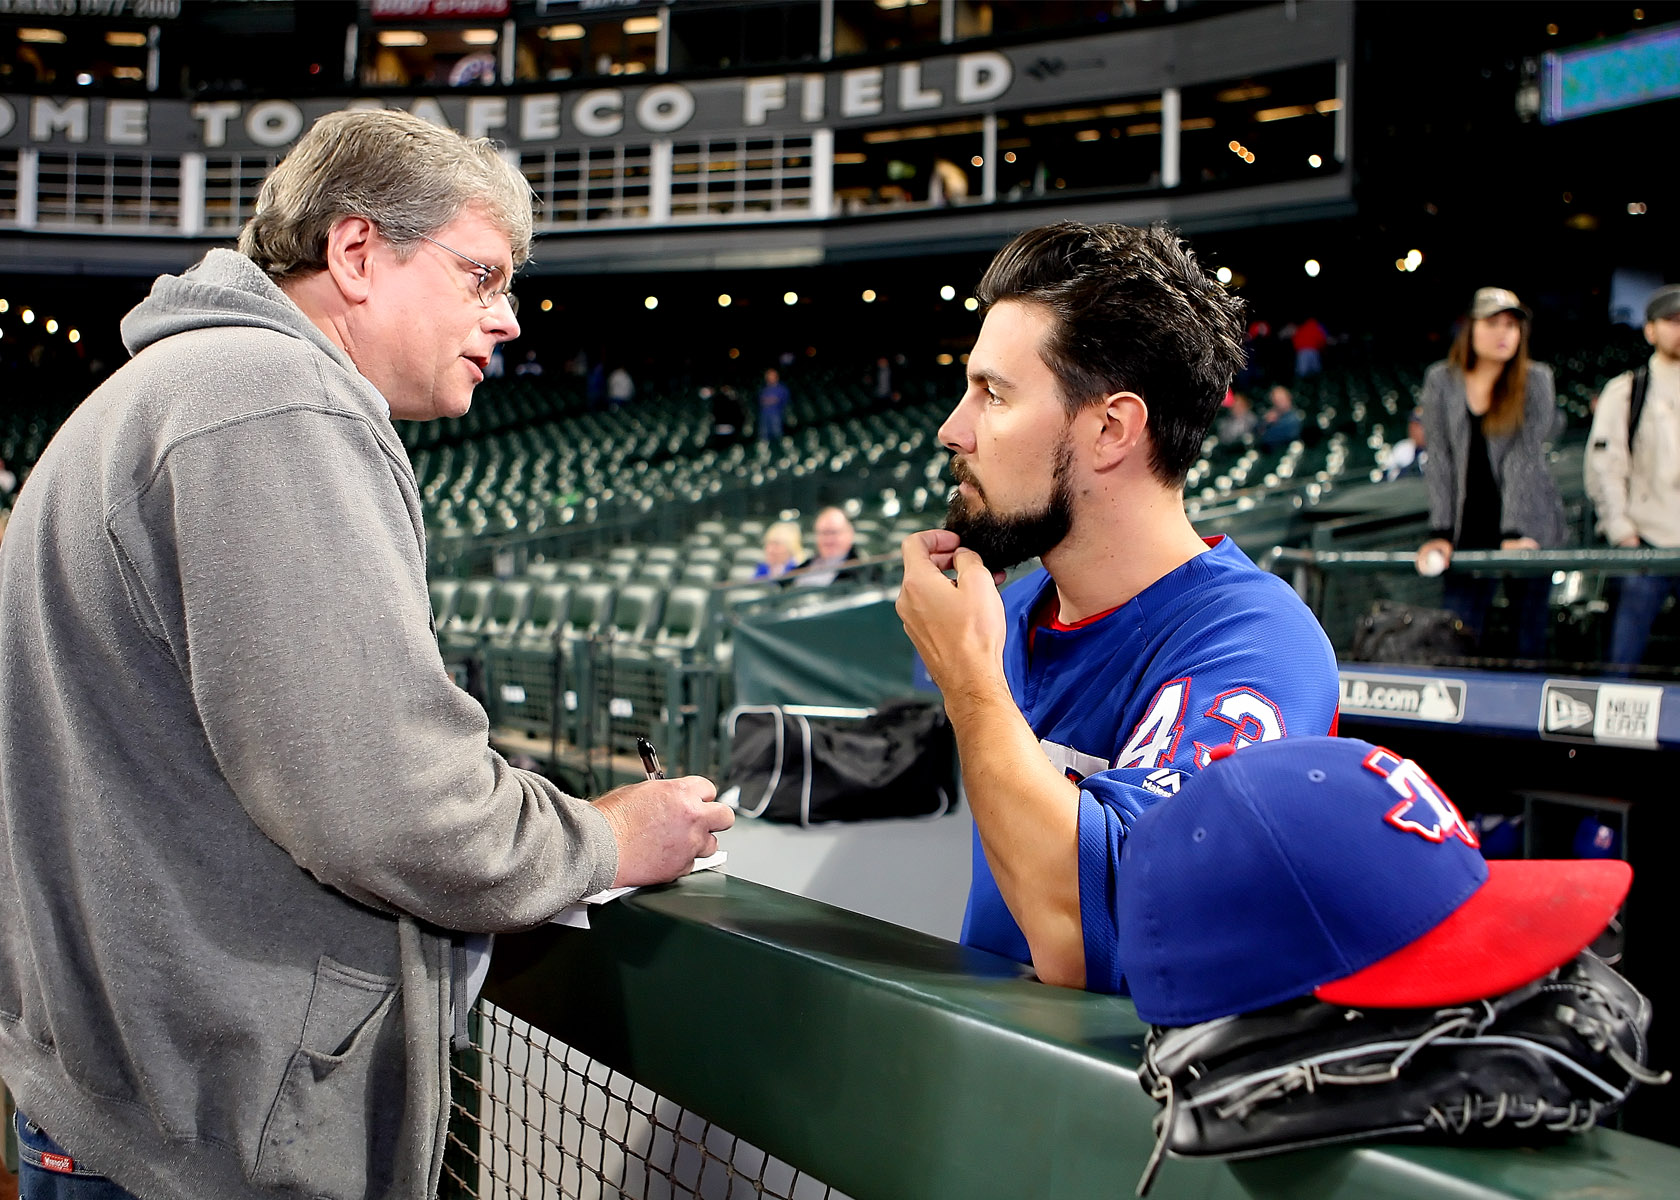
[1418,549,1447,577]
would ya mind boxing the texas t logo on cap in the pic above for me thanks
[1115,736,1631,1026]
[1363,747,1478,847]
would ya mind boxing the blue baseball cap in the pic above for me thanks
[1115,736,1631,1026]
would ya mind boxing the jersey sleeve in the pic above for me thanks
[1075,603,1340,993]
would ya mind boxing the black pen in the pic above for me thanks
[636,736,665,780]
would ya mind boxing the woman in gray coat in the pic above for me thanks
[1415,287,1565,660]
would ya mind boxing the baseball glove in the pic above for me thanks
[1134,950,1669,1195]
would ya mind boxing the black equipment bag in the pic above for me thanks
[720,699,957,825]
[1349,600,1475,666]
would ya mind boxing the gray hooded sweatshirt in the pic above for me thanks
[0,249,618,1199]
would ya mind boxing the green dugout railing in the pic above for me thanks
[459,871,1680,1200]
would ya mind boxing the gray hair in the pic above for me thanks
[238,108,534,280]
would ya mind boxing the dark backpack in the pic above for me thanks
[1349,600,1475,666]
[720,700,957,826]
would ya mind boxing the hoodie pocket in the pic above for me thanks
[252,956,403,1199]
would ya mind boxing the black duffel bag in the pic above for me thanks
[719,699,957,826]
[1349,600,1475,666]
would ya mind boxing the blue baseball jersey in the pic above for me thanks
[961,536,1340,993]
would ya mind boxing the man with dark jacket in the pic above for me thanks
[0,109,730,1200]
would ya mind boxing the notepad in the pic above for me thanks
[550,851,727,930]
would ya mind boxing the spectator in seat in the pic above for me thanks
[607,363,635,406]
[795,507,866,587]
[1216,390,1257,445]
[0,108,731,1200]
[1584,283,1680,672]
[758,367,790,441]
[1415,287,1565,661]
[754,520,804,579]
[1290,314,1328,378]
[1384,409,1428,480]
[1258,384,1303,449]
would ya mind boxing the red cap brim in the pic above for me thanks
[1314,859,1632,1008]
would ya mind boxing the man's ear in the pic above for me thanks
[323,215,379,305]
[1092,391,1148,470]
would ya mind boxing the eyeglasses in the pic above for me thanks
[418,234,519,314]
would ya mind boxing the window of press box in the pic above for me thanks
[832,120,985,215]
[364,27,504,88]
[5,24,152,92]
[666,1,821,72]
[832,0,944,59]
[519,15,659,81]
[994,94,1164,201]
[1176,62,1340,192]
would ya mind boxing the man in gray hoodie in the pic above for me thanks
[0,109,732,1200]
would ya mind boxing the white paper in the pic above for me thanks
[549,851,727,930]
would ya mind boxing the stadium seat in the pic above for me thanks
[482,580,533,642]
[429,579,460,628]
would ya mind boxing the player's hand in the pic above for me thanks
[594,776,732,888]
[897,530,1009,697]
[1500,536,1540,552]
[1618,535,1643,549]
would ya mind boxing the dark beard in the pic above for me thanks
[943,444,1075,572]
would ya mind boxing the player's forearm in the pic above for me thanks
[944,680,1086,988]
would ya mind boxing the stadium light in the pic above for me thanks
[21,308,35,324]
[461,30,499,45]
[644,296,658,310]
[1216,266,1234,285]
[939,285,956,300]
[45,318,59,334]
[106,31,147,47]
[377,30,427,47]
[1308,154,1323,168]
[17,28,67,43]
[69,329,81,343]
[861,289,877,303]
[936,353,954,365]
[717,294,732,307]
[1304,260,1321,278]
[964,297,979,311]
[1629,201,1648,215]
[0,299,8,312]
[542,24,585,40]
[1004,151,1017,163]
[624,16,662,35]
[783,291,798,306]
[540,299,553,312]
[1405,249,1424,271]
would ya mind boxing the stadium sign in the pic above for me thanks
[0,5,1352,152]
[1538,680,1662,748]
[0,52,1011,150]
[1338,671,1467,724]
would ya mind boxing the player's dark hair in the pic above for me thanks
[976,222,1246,487]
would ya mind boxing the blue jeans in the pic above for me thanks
[13,1112,139,1200]
[758,404,784,441]
[1443,574,1551,661]
[1606,573,1680,672]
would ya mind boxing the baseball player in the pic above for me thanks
[898,222,1340,993]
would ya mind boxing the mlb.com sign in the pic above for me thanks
[1338,671,1466,724]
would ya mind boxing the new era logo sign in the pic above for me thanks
[1540,680,1663,748]
[1546,689,1594,732]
